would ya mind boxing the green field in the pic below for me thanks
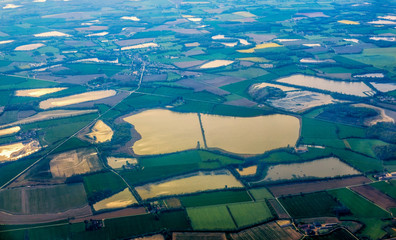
[0,210,190,240]
[0,188,22,213]
[279,192,340,218]
[62,63,127,77]
[0,158,37,188]
[344,48,396,74]
[331,148,383,173]
[328,188,391,239]
[228,201,274,228]
[346,138,388,158]
[0,75,57,90]
[180,190,252,207]
[249,187,274,201]
[220,68,268,79]
[370,181,396,200]
[187,205,236,230]
[140,150,242,168]
[83,171,127,204]
[0,184,87,214]
[27,184,88,214]
[329,188,390,218]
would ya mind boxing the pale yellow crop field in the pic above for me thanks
[238,43,281,53]
[39,90,116,109]
[93,188,138,211]
[15,87,67,97]
[236,166,257,176]
[86,120,113,143]
[0,126,20,137]
[338,20,359,25]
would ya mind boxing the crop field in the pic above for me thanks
[93,188,138,211]
[328,188,391,239]
[83,171,127,204]
[351,185,396,210]
[24,184,88,214]
[139,150,241,168]
[248,187,274,201]
[0,75,57,90]
[0,210,190,240]
[370,181,396,200]
[344,48,396,74]
[345,138,389,158]
[268,176,371,197]
[331,148,383,173]
[173,232,226,240]
[180,190,252,207]
[0,158,37,187]
[329,188,391,218]
[229,222,302,240]
[279,192,341,218]
[187,205,237,230]
[228,201,274,228]
[0,183,88,215]
[0,188,22,213]
[63,63,127,76]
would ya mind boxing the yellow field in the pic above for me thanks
[34,31,70,37]
[0,126,20,137]
[136,170,243,200]
[15,87,67,97]
[237,57,268,62]
[338,20,359,25]
[49,148,103,178]
[121,43,158,50]
[93,188,138,211]
[200,60,234,69]
[15,43,44,51]
[201,114,300,154]
[123,109,203,155]
[39,90,116,109]
[237,43,281,53]
[236,166,257,176]
[86,120,113,143]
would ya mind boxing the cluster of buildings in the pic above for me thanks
[298,222,339,235]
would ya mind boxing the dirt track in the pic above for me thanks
[70,207,146,223]
[0,205,92,225]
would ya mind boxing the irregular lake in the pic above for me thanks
[258,157,360,182]
[277,74,372,97]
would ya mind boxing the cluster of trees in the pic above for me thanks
[368,123,396,161]
[367,122,396,144]
[374,145,396,161]
[325,105,378,119]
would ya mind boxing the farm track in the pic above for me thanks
[0,63,146,190]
